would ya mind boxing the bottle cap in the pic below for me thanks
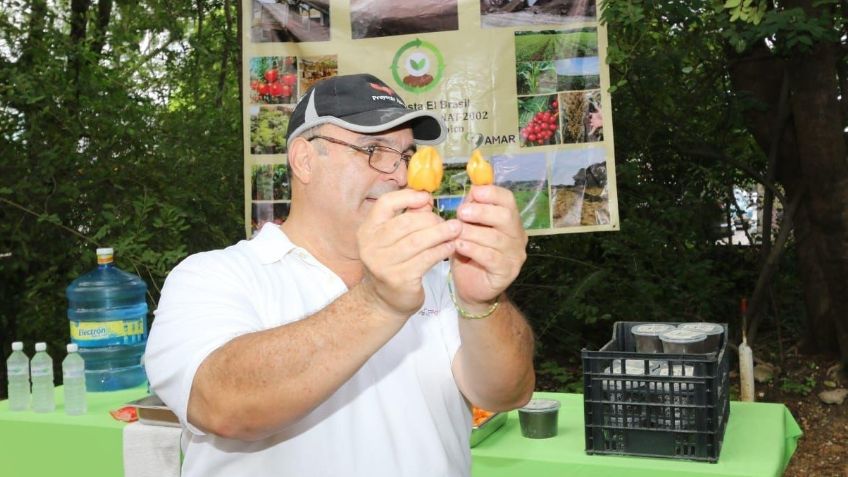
[67,343,79,353]
[11,341,23,351]
[96,247,114,265]
[35,342,47,352]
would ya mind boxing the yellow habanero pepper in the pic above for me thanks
[466,149,494,186]
[407,146,443,193]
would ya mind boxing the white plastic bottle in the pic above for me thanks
[6,342,30,411]
[30,342,55,413]
[62,343,87,415]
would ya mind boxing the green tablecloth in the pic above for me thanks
[0,389,801,477]
[0,385,147,477]
[472,392,802,477]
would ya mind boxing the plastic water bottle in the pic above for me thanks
[62,344,87,415]
[66,247,149,391]
[6,342,30,411]
[30,342,55,413]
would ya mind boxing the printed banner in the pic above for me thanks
[242,0,618,237]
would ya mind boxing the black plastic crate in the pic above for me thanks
[582,321,730,462]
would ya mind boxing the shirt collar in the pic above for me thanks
[250,222,297,265]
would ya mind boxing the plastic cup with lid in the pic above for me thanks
[678,322,724,353]
[630,323,677,353]
[518,399,561,438]
[659,328,708,354]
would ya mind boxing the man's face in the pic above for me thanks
[308,124,415,229]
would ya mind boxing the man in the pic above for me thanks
[145,73,535,477]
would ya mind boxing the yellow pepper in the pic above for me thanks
[407,146,443,193]
[466,149,494,186]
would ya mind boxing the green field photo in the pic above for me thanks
[492,152,551,230]
[514,28,598,63]
[513,187,551,229]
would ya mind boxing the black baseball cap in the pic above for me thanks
[285,74,446,145]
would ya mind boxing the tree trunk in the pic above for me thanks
[786,39,848,365]
[68,0,92,103]
[215,0,234,108]
[91,0,114,56]
[727,34,848,364]
[236,0,244,104]
[792,199,839,353]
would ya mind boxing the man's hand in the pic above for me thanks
[357,189,461,319]
[451,185,528,312]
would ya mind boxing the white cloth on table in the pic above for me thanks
[123,421,182,477]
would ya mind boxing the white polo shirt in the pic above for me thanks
[145,223,471,477]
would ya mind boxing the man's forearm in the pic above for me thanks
[453,297,535,411]
[188,282,405,441]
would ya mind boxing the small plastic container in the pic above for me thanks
[678,323,724,353]
[659,329,708,354]
[654,364,697,429]
[630,324,676,353]
[603,359,658,428]
[518,399,561,439]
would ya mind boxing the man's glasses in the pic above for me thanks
[307,135,414,174]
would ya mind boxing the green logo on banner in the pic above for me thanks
[391,39,445,93]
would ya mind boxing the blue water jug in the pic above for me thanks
[66,247,148,391]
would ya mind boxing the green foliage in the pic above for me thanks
[0,0,243,389]
[537,360,583,393]
[250,107,289,154]
[721,6,840,54]
[779,374,816,395]
[780,362,818,395]
[516,61,556,95]
[722,0,768,25]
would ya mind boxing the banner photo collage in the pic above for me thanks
[242,0,618,238]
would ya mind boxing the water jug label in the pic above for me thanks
[69,315,147,347]
[31,368,52,377]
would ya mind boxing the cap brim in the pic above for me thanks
[289,108,446,145]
